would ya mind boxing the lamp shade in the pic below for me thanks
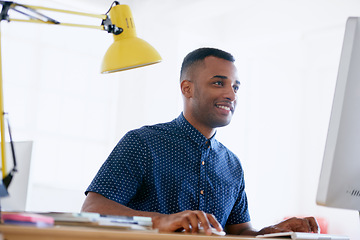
[101,4,161,73]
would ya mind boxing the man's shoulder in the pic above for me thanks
[127,118,181,138]
[214,140,234,153]
[214,140,240,161]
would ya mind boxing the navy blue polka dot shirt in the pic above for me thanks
[86,113,250,228]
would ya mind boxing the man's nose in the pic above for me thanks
[224,85,237,101]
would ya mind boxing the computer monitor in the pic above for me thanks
[316,17,360,212]
[0,141,33,211]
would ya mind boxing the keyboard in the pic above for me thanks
[256,231,349,240]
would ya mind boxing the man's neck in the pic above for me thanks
[182,113,216,139]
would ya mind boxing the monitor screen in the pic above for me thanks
[316,17,360,211]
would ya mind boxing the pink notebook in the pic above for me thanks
[2,212,54,226]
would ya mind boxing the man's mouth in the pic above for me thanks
[216,105,231,111]
[215,103,234,113]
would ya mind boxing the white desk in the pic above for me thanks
[0,224,280,240]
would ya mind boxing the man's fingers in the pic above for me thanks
[299,218,311,232]
[187,212,201,233]
[180,211,211,234]
[305,217,320,233]
[295,217,319,233]
[206,213,223,232]
[283,217,320,233]
[194,211,212,235]
[259,216,320,235]
[180,217,191,233]
[153,210,222,235]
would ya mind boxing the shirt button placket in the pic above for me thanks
[199,144,208,211]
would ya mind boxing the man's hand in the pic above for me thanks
[151,210,223,235]
[83,193,223,235]
[258,217,320,235]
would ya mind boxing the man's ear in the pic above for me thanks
[181,80,193,98]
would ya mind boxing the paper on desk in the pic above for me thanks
[40,212,153,230]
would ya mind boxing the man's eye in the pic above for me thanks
[214,81,223,86]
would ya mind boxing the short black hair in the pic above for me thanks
[180,47,235,81]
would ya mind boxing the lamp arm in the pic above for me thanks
[0,1,124,33]
[7,18,105,30]
[23,4,107,20]
[11,3,60,24]
[0,24,6,178]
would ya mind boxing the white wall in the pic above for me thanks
[1,0,125,210]
[1,0,359,239]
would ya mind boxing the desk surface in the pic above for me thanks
[0,224,267,240]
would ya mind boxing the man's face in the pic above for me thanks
[187,56,240,129]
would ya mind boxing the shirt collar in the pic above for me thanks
[175,113,217,148]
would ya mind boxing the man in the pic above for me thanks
[81,48,319,236]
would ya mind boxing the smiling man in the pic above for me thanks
[180,52,239,139]
[81,48,319,236]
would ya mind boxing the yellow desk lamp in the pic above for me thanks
[0,1,162,192]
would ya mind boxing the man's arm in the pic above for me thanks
[225,222,257,235]
[81,192,223,235]
[225,217,319,236]
[81,192,156,217]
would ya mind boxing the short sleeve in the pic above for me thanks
[85,130,148,205]
[225,172,251,225]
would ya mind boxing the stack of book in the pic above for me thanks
[2,212,54,227]
[1,212,153,231]
[43,212,153,231]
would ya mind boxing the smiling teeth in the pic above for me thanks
[217,105,230,111]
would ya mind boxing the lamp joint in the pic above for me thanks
[0,1,12,21]
[102,16,123,35]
